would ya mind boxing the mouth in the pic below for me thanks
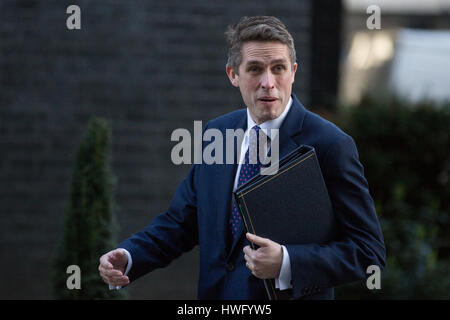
[258,97,278,103]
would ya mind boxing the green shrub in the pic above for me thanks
[334,96,450,299]
[53,118,125,299]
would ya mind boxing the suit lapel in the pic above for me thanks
[227,94,308,256]
[278,94,307,159]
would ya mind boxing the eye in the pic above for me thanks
[273,65,286,72]
[248,65,261,73]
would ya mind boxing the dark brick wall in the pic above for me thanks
[310,0,342,112]
[0,0,338,299]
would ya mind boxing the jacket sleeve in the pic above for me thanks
[286,134,386,299]
[116,163,199,283]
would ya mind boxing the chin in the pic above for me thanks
[256,110,279,123]
[252,102,284,123]
[267,106,284,119]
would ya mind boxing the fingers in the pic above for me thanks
[243,238,283,279]
[99,253,114,270]
[98,249,130,286]
[243,245,253,257]
[244,257,254,270]
[99,265,123,278]
[243,245,257,276]
[101,274,130,287]
[109,275,129,287]
[98,263,130,286]
[100,249,127,269]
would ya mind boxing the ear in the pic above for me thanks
[226,65,239,87]
[291,62,298,83]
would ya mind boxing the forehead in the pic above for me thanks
[241,41,290,64]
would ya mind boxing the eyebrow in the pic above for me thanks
[245,58,289,66]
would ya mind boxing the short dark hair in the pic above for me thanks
[225,16,296,73]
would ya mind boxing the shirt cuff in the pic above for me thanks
[108,249,133,290]
[275,245,292,290]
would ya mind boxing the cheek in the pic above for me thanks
[240,80,258,95]
[278,78,293,92]
[243,78,258,89]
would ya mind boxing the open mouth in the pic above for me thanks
[258,97,278,102]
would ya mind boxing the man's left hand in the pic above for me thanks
[243,233,283,279]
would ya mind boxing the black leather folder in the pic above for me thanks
[233,145,337,300]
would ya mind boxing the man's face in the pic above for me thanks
[226,41,297,124]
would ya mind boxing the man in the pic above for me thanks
[99,16,385,299]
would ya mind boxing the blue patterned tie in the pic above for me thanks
[229,125,267,239]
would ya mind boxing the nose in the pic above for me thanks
[260,70,275,90]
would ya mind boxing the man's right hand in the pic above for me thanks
[98,249,130,287]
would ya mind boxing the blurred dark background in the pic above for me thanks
[1,0,449,299]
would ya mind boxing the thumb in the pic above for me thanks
[113,248,126,257]
[111,249,127,263]
[246,233,270,247]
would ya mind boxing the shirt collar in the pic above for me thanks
[246,96,293,140]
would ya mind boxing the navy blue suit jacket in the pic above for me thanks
[118,94,386,299]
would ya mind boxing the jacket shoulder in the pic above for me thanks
[305,110,350,140]
[205,108,246,129]
[300,109,356,163]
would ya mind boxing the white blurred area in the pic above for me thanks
[390,29,450,103]
[339,0,450,106]
[345,0,450,15]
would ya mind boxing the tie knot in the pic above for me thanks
[250,125,270,142]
